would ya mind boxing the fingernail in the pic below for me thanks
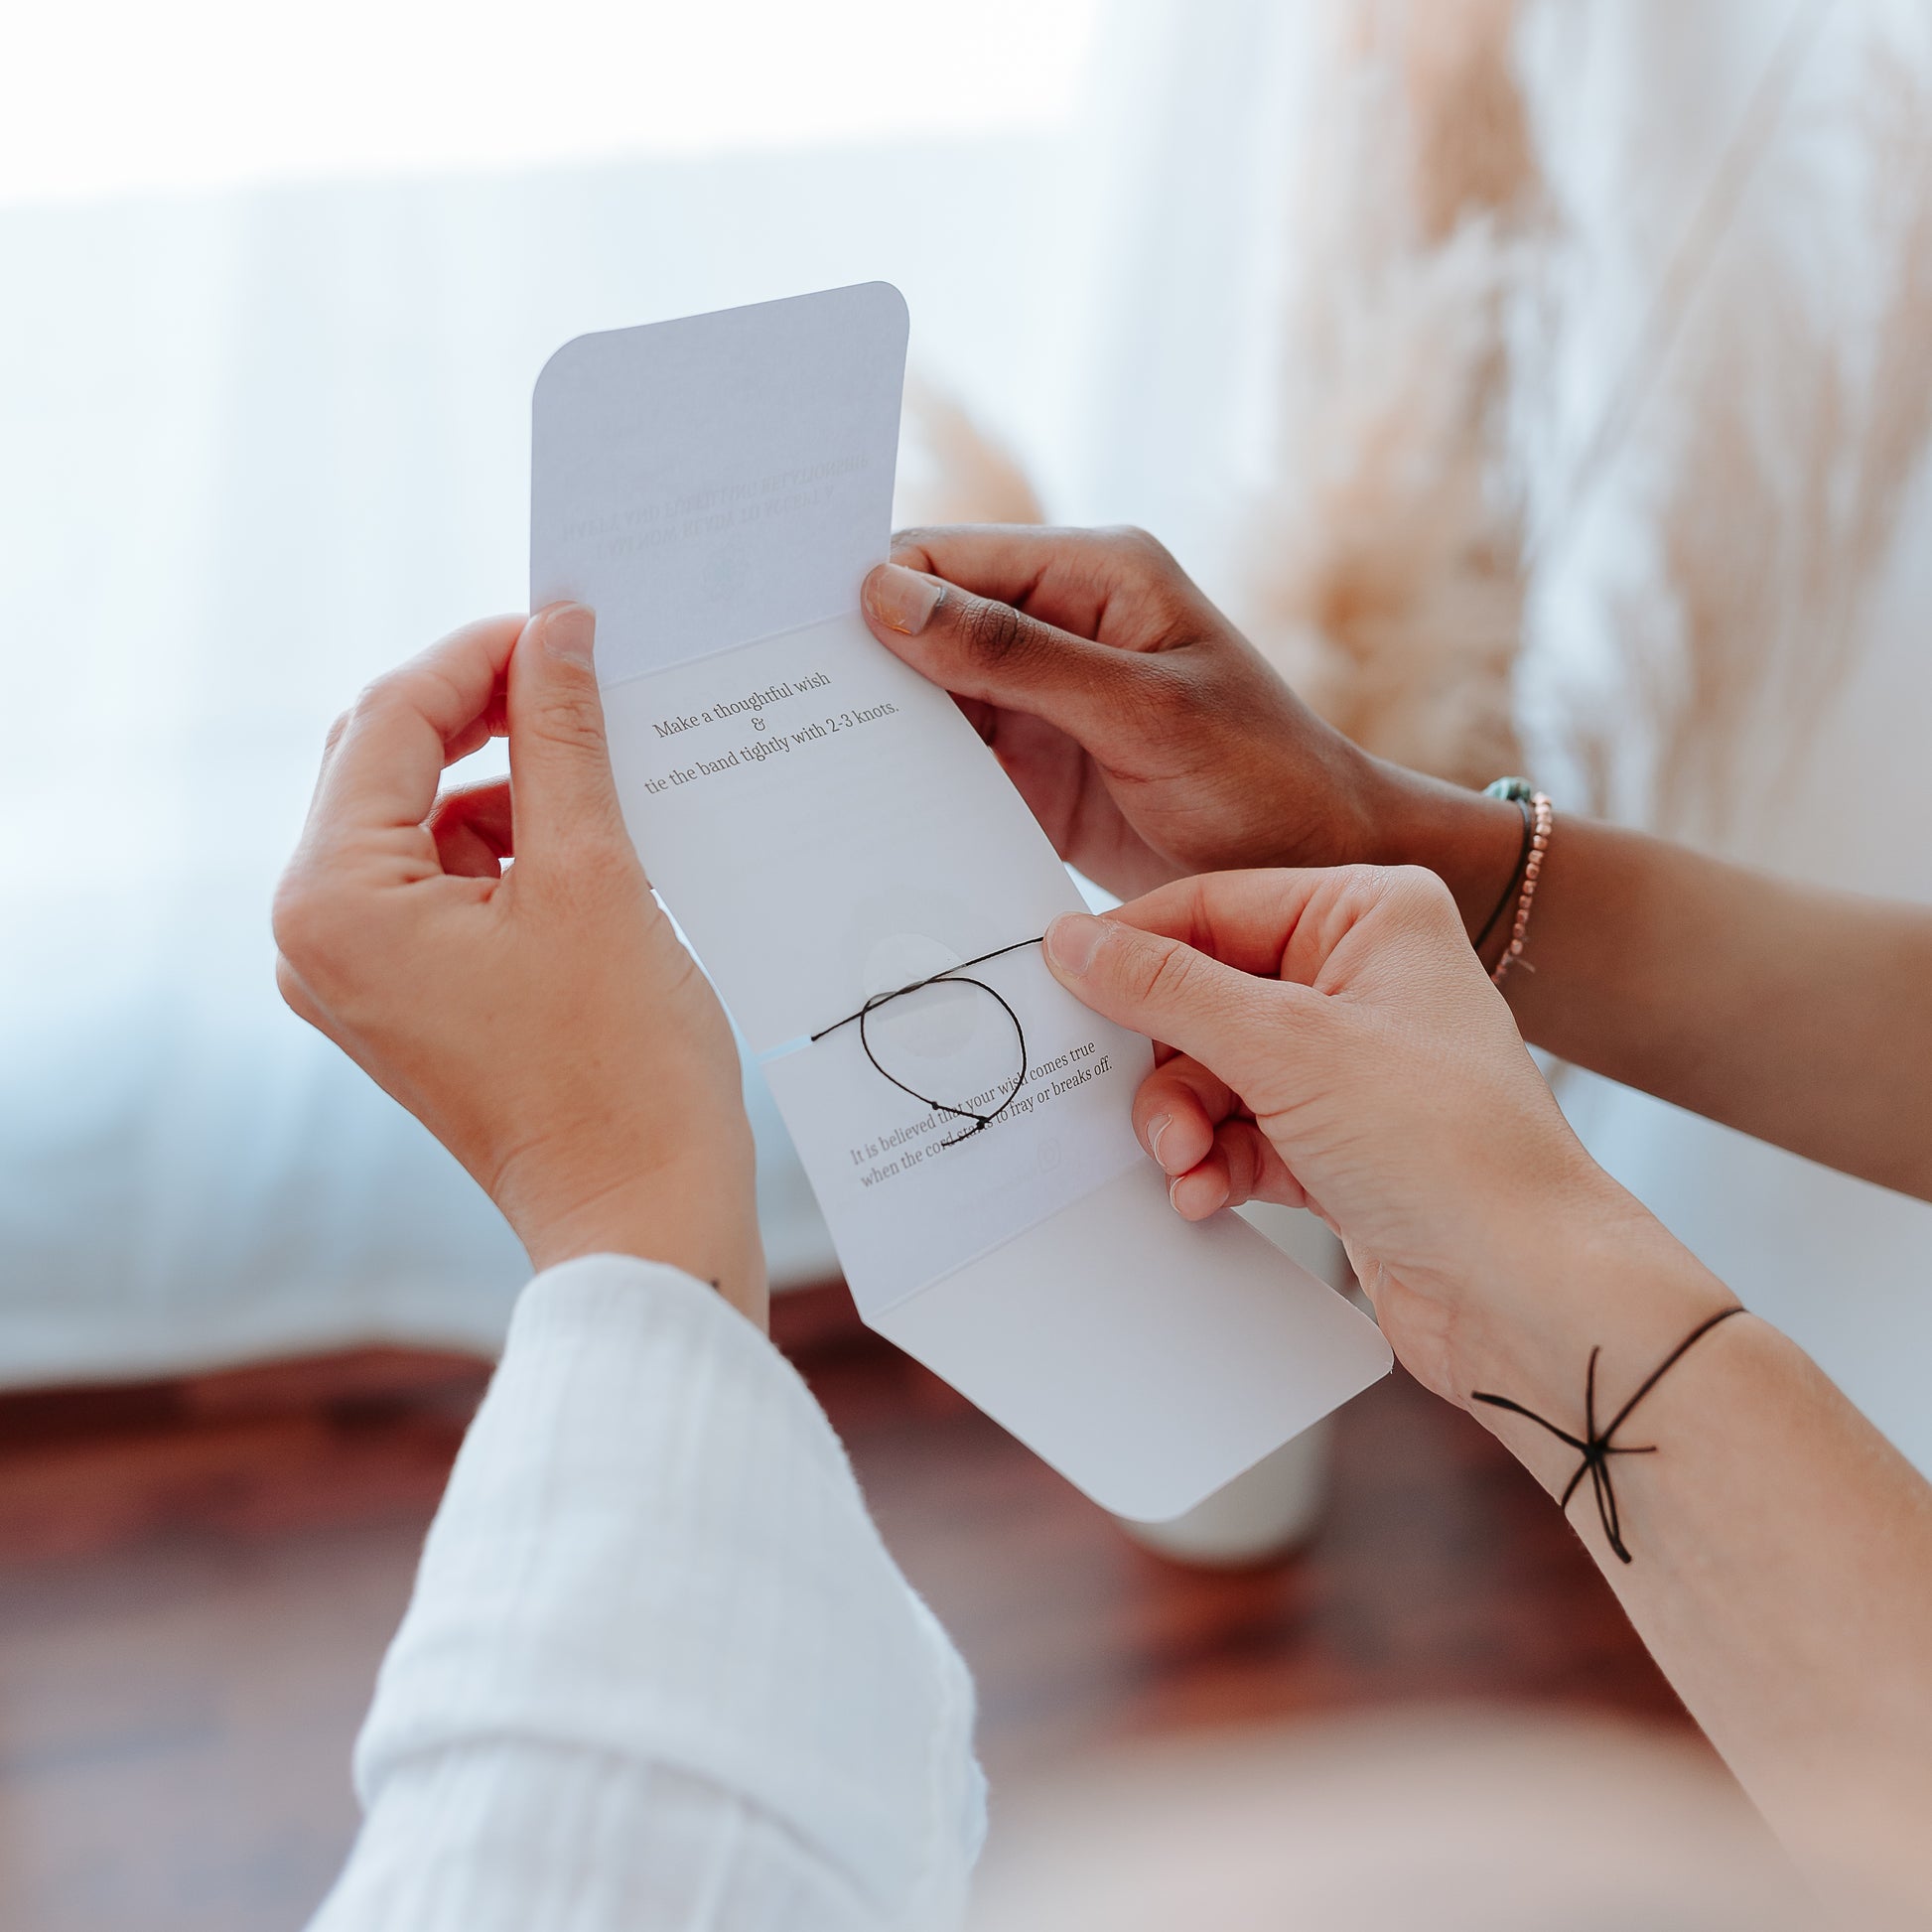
[543,603,596,666]
[1169,1171,1227,1217]
[864,562,946,635]
[1045,911,1105,978]
[1147,1113,1175,1170]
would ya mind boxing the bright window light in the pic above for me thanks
[3,0,1103,206]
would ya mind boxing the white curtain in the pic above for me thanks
[0,123,1100,1381]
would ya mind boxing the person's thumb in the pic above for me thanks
[861,561,1138,740]
[506,603,629,865]
[1043,911,1304,1087]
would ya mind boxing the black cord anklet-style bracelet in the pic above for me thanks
[1471,1305,1746,1564]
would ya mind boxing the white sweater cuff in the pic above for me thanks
[349,1256,984,1925]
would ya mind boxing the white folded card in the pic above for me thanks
[531,283,1390,1520]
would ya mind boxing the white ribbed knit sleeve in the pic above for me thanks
[307,1256,985,1932]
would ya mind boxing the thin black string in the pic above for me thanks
[810,937,1046,1148]
[1472,797,1535,957]
[1471,1305,1745,1565]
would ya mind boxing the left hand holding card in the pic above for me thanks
[273,605,765,1321]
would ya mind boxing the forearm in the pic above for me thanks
[1468,1211,1932,1892]
[1365,762,1932,1200]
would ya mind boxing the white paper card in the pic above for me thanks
[532,287,905,686]
[874,1163,1397,1524]
[531,284,1392,1519]
[595,610,1083,1051]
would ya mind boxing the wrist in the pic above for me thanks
[508,1138,768,1330]
[1358,758,1529,940]
[1450,1177,1733,1498]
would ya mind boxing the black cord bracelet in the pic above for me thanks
[1472,786,1536,958]
[810,937,1045,1148]
[1471,1304,1745,1564]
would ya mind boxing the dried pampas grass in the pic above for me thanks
[1229,0,1534,788]
[1604,40,1932,839]
[894,374,1044,533]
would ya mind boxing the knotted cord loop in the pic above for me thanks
[810,936,1045,1149]
[1471,1305,1745,1564]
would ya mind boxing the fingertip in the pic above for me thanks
[863,561,946,636]
[1215,1117,1266,1209]
[1139,1091,1212,1174]
[501,604,627,862]
[537,602,597,668]
[1168,1163,1231,1221]
[1044,910,1107,978]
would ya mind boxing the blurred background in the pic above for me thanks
[4,0,1932,1925]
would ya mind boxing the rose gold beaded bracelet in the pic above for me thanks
[1491,790,1553,986]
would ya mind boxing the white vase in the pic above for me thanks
[1116,1202,1353,1566]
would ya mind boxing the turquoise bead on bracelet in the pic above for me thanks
[1485,776,1536,804]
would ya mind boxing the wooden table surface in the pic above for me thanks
[0,1284,1694,1931]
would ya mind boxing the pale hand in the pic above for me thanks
[1040,867,1708,1406]
[273,606,765,1324]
